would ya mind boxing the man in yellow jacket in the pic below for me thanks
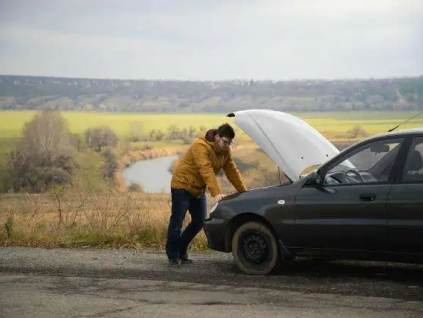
[166,123,247,266]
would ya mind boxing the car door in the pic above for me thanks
[386,135,423,254]
[293,136,406,251]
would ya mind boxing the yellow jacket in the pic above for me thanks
[171,133,247,197]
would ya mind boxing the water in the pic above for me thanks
[122,155,178,193]
[122,143,353,193]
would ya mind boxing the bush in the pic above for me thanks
[84,126,118,152]
[182,136,193,145]
[128,182,144,192]
[141,143,154,151]
[347,125,369,139]
[101,149,118,179]
[3,110,77,193]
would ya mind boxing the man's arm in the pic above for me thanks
[223,154,247,193]
[191,143,221,197]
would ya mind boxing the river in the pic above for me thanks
[122,144,352,193]
[122,155,178,193]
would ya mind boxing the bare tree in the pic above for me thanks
[4,110,77,193]
[21,110,75,160]
[4,147,29,192]
[156,129,165,141]
[129,121,144,142]
[84,126,118,152]
[167,125,180,140]
[100,149,118,179]
[347,125,369,139]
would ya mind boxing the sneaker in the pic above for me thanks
[168,258,181,267]
[180,254,193,264]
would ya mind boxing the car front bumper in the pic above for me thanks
[203,217,230,252]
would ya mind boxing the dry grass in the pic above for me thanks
[0,147,286,251]
[0,190,219,251]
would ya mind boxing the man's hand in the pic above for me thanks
[215,194,227,201]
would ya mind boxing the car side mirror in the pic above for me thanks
[305,170,323,186]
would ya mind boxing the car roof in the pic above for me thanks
[323,127,423,170]
[339,127,423,154]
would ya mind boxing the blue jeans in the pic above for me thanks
[165,188,207,260]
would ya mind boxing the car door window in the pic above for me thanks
[402,137,423,182]
[323,138,404,185]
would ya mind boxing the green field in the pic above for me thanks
[1,110,423,166]
[1,110,423,140]
[298,111,423,135]
[0,111,230,140]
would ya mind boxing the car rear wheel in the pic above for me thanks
[231,221,280,275]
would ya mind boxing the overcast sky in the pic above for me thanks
[0,0,422,80]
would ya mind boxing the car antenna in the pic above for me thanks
[388,110,423,132]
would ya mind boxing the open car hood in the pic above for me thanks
[228,109,341,181]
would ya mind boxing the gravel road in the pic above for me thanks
[1,247,423,317]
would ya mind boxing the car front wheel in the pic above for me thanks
[231,221,280,275]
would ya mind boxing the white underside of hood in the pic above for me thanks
[229,109,343,181]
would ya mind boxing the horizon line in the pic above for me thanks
[1,73,422,82]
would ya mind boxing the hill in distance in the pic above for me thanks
[0,74,422,113]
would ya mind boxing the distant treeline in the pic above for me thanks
[0,75,422,112]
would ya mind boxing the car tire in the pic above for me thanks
[231,221,280,275]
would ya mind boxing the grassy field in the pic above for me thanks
[0,192,210,250]
[0,111,228,139]
[299,111,423,135]
[1,110,423,250]
[1,110,423,140]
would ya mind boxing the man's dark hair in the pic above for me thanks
[217,123,235,139]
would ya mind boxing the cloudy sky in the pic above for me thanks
[0,0,422,80]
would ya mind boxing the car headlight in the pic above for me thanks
[210,202,219,214]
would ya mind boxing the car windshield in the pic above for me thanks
[331,143,399,172]
[327,139,402,174]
